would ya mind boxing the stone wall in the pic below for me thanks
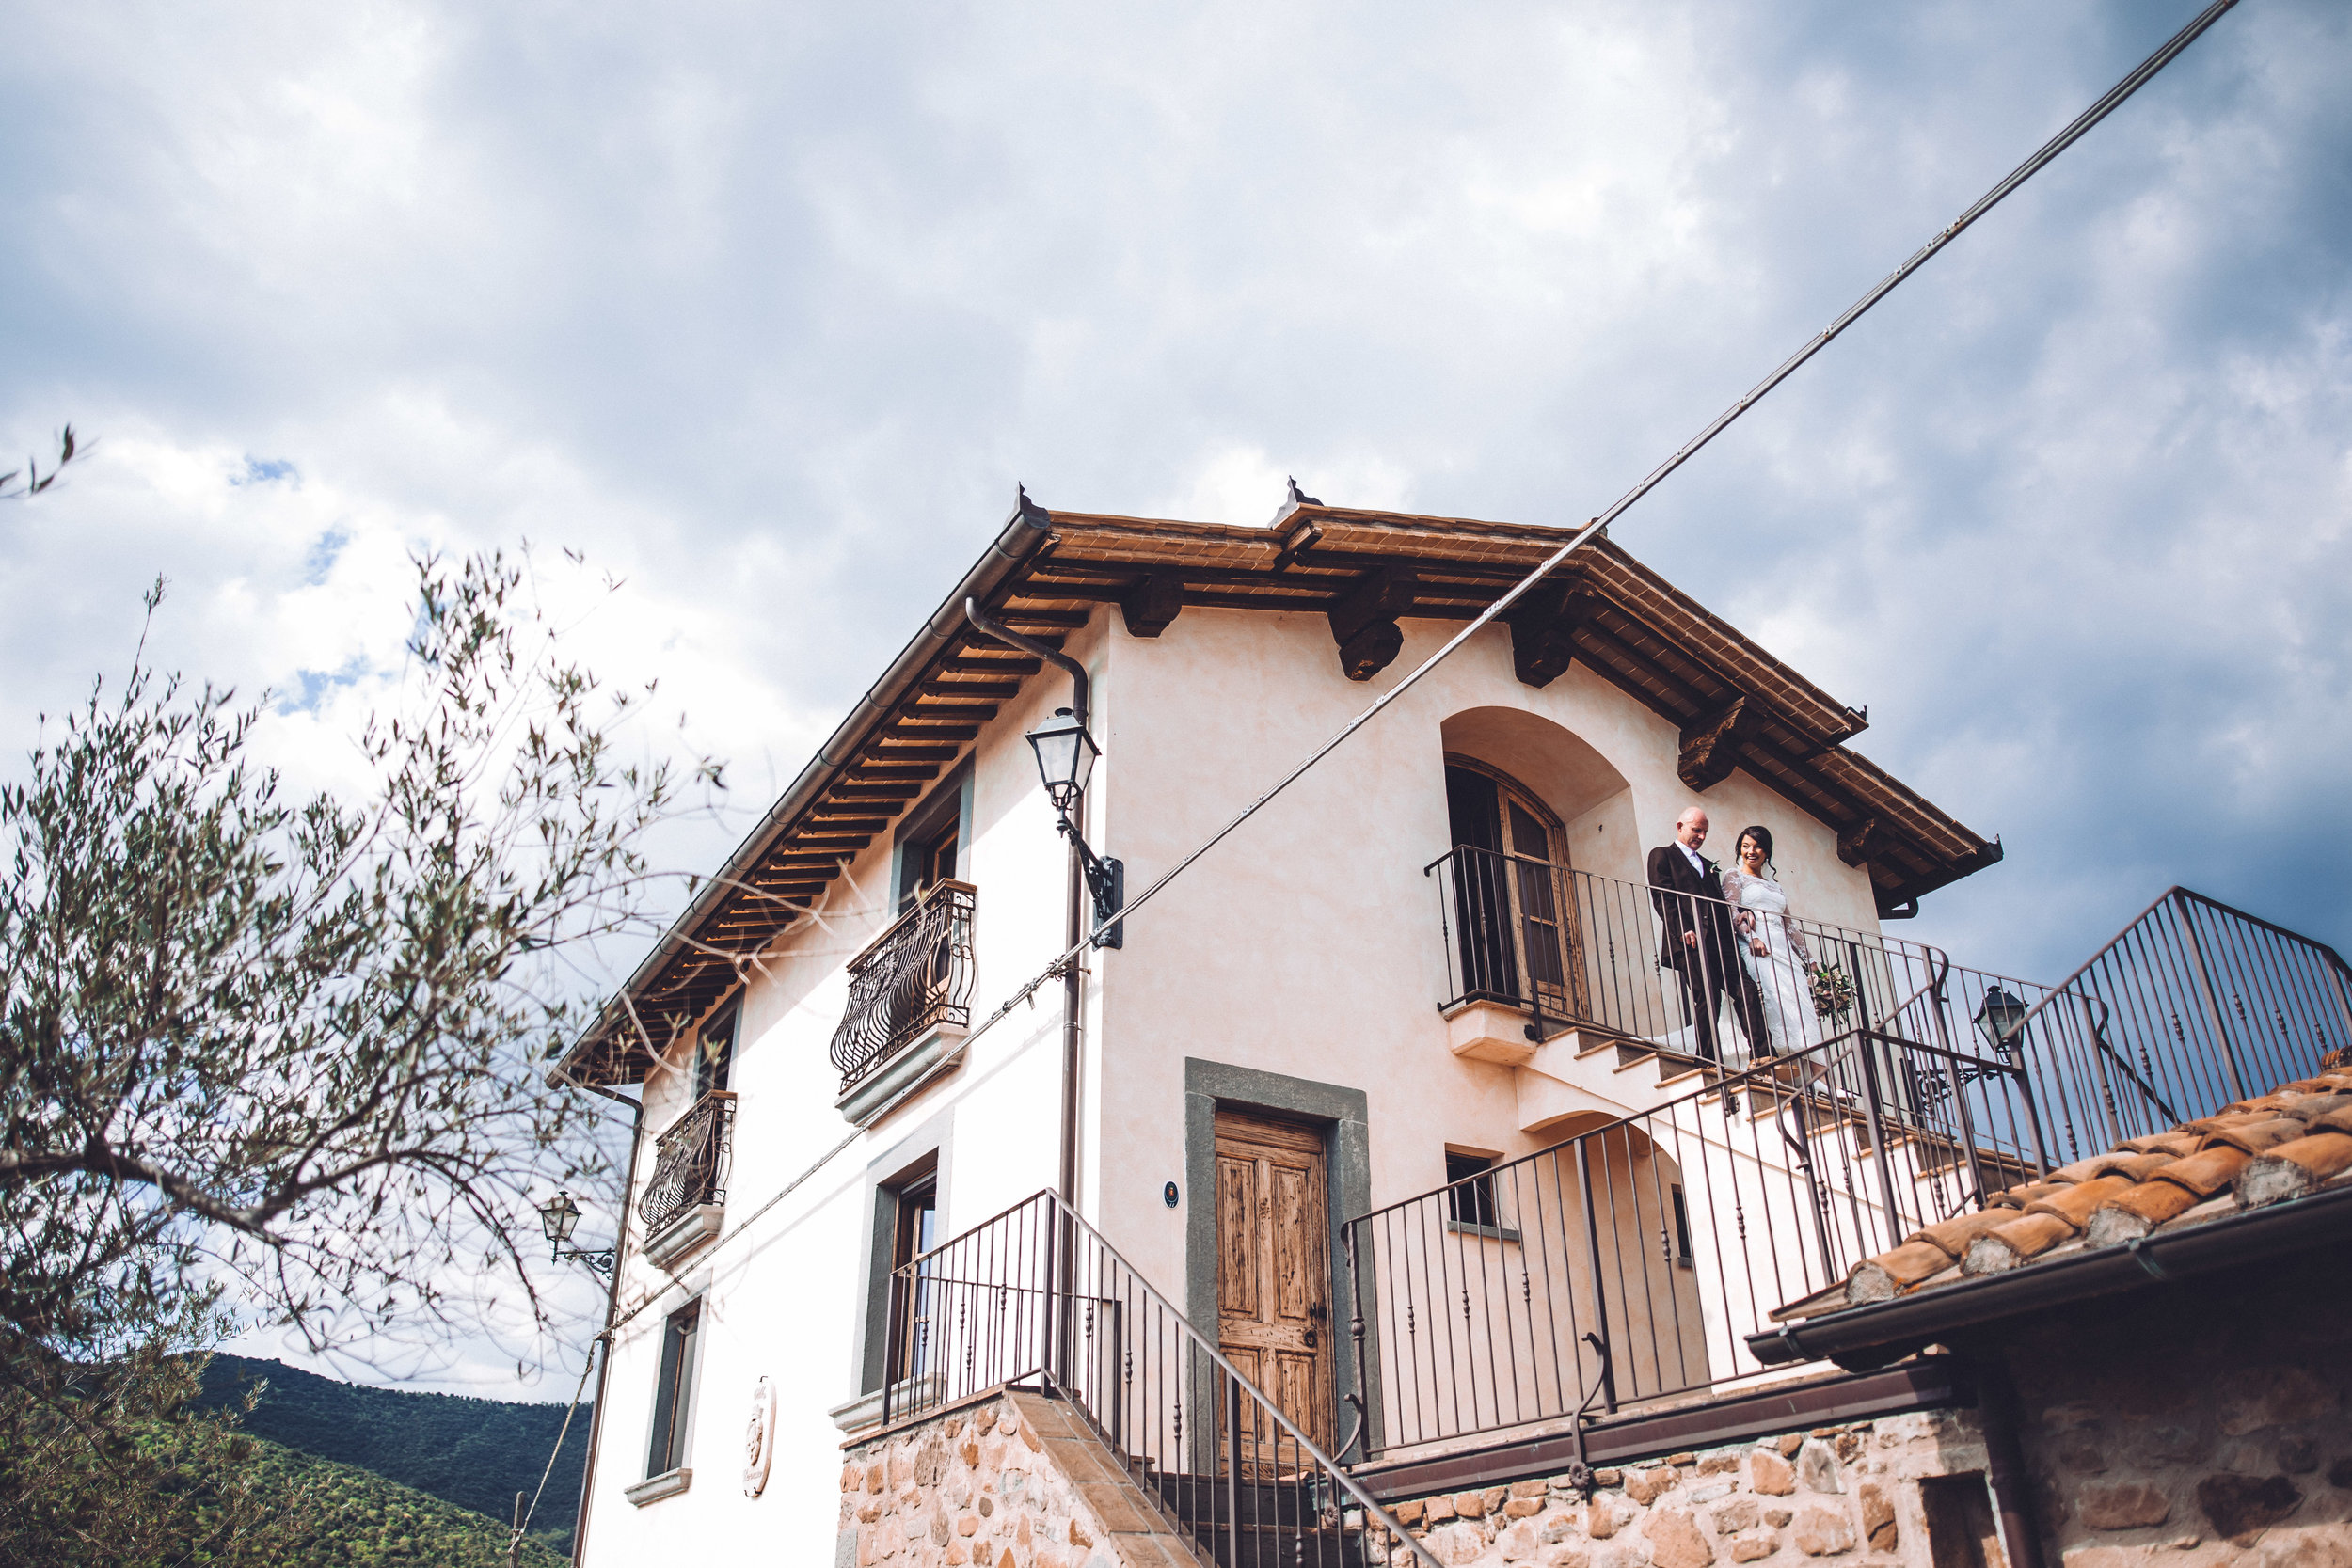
[1367,1408,1995,1568]
[837,1390,1200,1568]
[1984,1250,2352,1568]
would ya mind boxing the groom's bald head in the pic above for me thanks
[1676,807,1709,849]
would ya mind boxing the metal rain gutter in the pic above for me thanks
[552,486,1057,1082]
[1746,1183,2352,1369]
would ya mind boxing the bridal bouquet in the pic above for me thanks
[1808,961,1856,1022]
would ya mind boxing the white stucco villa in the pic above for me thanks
[552,487,2027,1567]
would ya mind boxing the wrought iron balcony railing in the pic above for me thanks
[1359,875,2352,1461]
[637,1089,736,1241]
[830,879,977,1094]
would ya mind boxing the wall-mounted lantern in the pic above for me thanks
[536,1189,616,1275]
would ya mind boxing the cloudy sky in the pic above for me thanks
[5,1,2347,1387]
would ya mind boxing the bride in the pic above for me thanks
[1722,825,1820,1060]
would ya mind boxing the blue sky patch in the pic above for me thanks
[278,655,367,716]
[302,527,350,585]
[234,456,297,485]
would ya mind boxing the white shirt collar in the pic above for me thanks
[1679,841,1707,869]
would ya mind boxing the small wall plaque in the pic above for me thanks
[1163,1181,1180,1208]
[743,1375,777,1497]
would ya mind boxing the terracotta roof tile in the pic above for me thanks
[2206,1117,2312,1155]
[2084,1182,2202,1245]
[2237,1132,2352,1208]
[1791,1066,2352,1319]
[2148,1145,2251,1199]
[2025,1174,2138,1227]
[1963,1212,2076,1274]
[1989,1180,2070,1210]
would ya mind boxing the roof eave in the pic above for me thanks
[551,488,1057,1086]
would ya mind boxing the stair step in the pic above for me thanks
[1176,1522,1370,1568]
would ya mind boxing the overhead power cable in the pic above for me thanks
[594,0,2240,1324]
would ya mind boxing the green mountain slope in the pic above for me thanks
[197,1354,592,1549]
[236,1435,571,1567]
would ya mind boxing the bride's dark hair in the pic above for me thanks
[1737,825,1774,869]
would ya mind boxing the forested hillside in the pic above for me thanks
[197,1354,592,1550]
[229,1437,573,1567]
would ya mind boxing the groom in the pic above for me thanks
[1647,806,1768,1066]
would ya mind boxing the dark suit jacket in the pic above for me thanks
[1648,843,1737,974]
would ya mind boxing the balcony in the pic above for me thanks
[638,1089,736,1267]
[1356,878,2352,1463]
[830,879,977,1123]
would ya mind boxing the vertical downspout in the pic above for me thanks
[557,1071,644,1567]
[1060,804,1086,1210]
[1972,1353,2048,1568]
[963,595,1091,1210]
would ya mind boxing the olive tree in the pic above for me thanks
[0,550,710,1370]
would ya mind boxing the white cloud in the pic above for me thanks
[5,0,2349,1392]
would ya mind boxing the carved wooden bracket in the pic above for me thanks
[1677,696,1761,792]
[1273,517,1324,572]
[1119,573,1184,638]
[1838,817,1881,868]
[1327,566,1417,682]
[1502,583,1595,689]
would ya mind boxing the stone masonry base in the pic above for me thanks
[1365,1409,1993,1568]
[839,1389,1203,1568]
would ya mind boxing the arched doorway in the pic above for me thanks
[1443,757,1583,1020]
[1436,708,1638,1035]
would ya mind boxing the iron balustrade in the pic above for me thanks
[880,1189,1441,1568]
[1343,987,2048,1460]
[830,879,977,1094]
[1981,887,2352,1161]
[637,1090,736,1240]
[1432,852,2016,1069]
[1360,878,2352,1460]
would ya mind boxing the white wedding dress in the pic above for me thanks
[1723,871,1820,1060]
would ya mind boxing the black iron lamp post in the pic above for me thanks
[536,1189,615,1276]
[1024,705,1122,945]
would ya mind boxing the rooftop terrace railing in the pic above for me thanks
[1983,887,2352,1161]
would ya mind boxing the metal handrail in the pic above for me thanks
[1987,885,2352,1131]
[1346,934,2050,1458]
[882,1188,1442,1568]
[1043,1193,1443,1568]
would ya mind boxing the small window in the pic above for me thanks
[892,1174,939,1275]
[896,769,970,913]
[1445,1152,1500,1230]
[1671,1185,1693,1268]
[884,1173,940,1383]
[898,818,960,912]
[693,1004,738,1101]
[645,1300,702,1478]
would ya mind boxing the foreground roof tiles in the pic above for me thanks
[1792,1069,2352,1315]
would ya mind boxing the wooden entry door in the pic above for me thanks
[1214,1111,1334,1451]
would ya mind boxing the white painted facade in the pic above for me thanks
[571,566,1929,1566]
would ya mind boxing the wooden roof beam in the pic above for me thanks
[1678,695,1763,793]
[1327,566,1418,682]
[1502,582,1597,689]
[1119,572,1184,638]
